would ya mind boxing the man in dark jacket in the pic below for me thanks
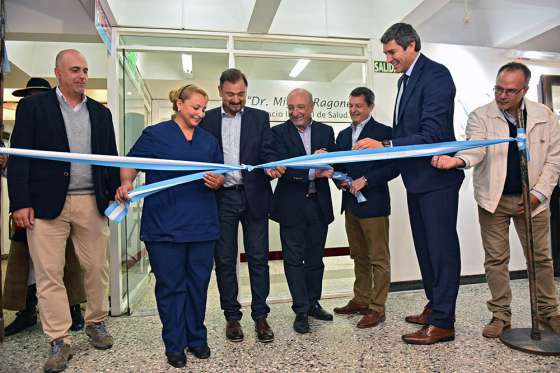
[200,69,280,343]
[270,88,336,334]
[332,87,398,329]
[3,77,86,338]
[8,50,120,372]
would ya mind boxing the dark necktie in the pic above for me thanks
[395,74,409,124]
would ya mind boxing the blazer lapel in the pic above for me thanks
[48,89,71,151]
[341,127,353,150]
[86,99,99,153]
[311,121,321,153]
[239,108,249,163]
[397,53,426,125]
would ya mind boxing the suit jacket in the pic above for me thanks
[391,53,464,193]
[335,118,399,218]
[456,99,560,215]
[8,89,120,218]
[270,120,336,226]
[200,106,275,219]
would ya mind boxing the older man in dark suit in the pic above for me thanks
[8,49,120,372]
[270,88,336,334]
[200,68,281,344]
[355,23,464,344]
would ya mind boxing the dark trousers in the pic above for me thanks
[214,189,270,321]
[407,184,462,329]
[146,241,214,353]
[279,197,328,315]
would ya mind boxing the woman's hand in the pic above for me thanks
[204,172,225,190]
[115,182,133,204]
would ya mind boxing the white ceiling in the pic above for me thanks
[4,0,560,95]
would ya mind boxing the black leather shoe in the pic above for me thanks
[226,320,244,342]
[188,344,211,359]
[308,303,333,321]
[5,309,37,336]
[166,352,186,368]
[69,304,85,331]
[293,314,310,334]
[255,319,274,343]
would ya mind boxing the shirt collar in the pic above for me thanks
[221,106,244,118]
[405,52,421,77]
[352,115,371,129]
[293,120,313,133]
[56,86,87,108]
[501,100,526,125]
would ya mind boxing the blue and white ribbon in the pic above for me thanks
[3,136,527,223]
[105,169,230,223]
[332,172,367,203]
[0,147,241,172]
[516,128,530,160]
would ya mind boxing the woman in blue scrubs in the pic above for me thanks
[115,84,224,368]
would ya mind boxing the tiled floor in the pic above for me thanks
[2,258,560,372]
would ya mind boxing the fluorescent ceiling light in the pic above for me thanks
[289,59,310,78]
[182,53,193,74]
[510,50,560,61]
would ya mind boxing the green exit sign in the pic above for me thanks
[373,61,396,73]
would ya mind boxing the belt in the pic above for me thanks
[222,184,244,191]
[305,192,317,198]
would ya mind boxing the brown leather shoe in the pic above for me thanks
[333,300,369,315]
[357,311,385,329]
[482,318,511,338]
[226,320,244,342]
[539,315,560,334]
[401,325,455,345]
[255,319,274,343]
[404,307,431,325]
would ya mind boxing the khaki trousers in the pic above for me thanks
[345,210,390,313]
[3,238,86,311]
[27,195,110,343]
[479,195,559,323]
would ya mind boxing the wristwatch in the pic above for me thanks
[382,139,392,147]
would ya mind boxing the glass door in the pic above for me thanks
[117,50,152,314]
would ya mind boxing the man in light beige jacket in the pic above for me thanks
[432,62,560,338]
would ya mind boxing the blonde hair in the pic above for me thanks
[169,84,209,112]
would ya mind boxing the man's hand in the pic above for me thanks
[115,182,133,204]
[204,172,225,190]
[315,169,333,178]
[517,194,540,215]
[353,138,382,150]
[265,166,286,179]
[0,155,8,169]
[431,155,465,170]
[13,207,35,229]
[350,177,367,195]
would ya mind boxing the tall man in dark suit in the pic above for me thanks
[8,49,120,372]
[332,87,398,329]
[200,69,280,343]
[355,23,464,344]
[270,88,336,334]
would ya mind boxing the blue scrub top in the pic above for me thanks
[128,120,223,243]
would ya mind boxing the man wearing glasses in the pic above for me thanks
[432,62,560,338]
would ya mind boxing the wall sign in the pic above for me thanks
[373,60,395,73]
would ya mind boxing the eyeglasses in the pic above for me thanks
[493,86,524,97]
